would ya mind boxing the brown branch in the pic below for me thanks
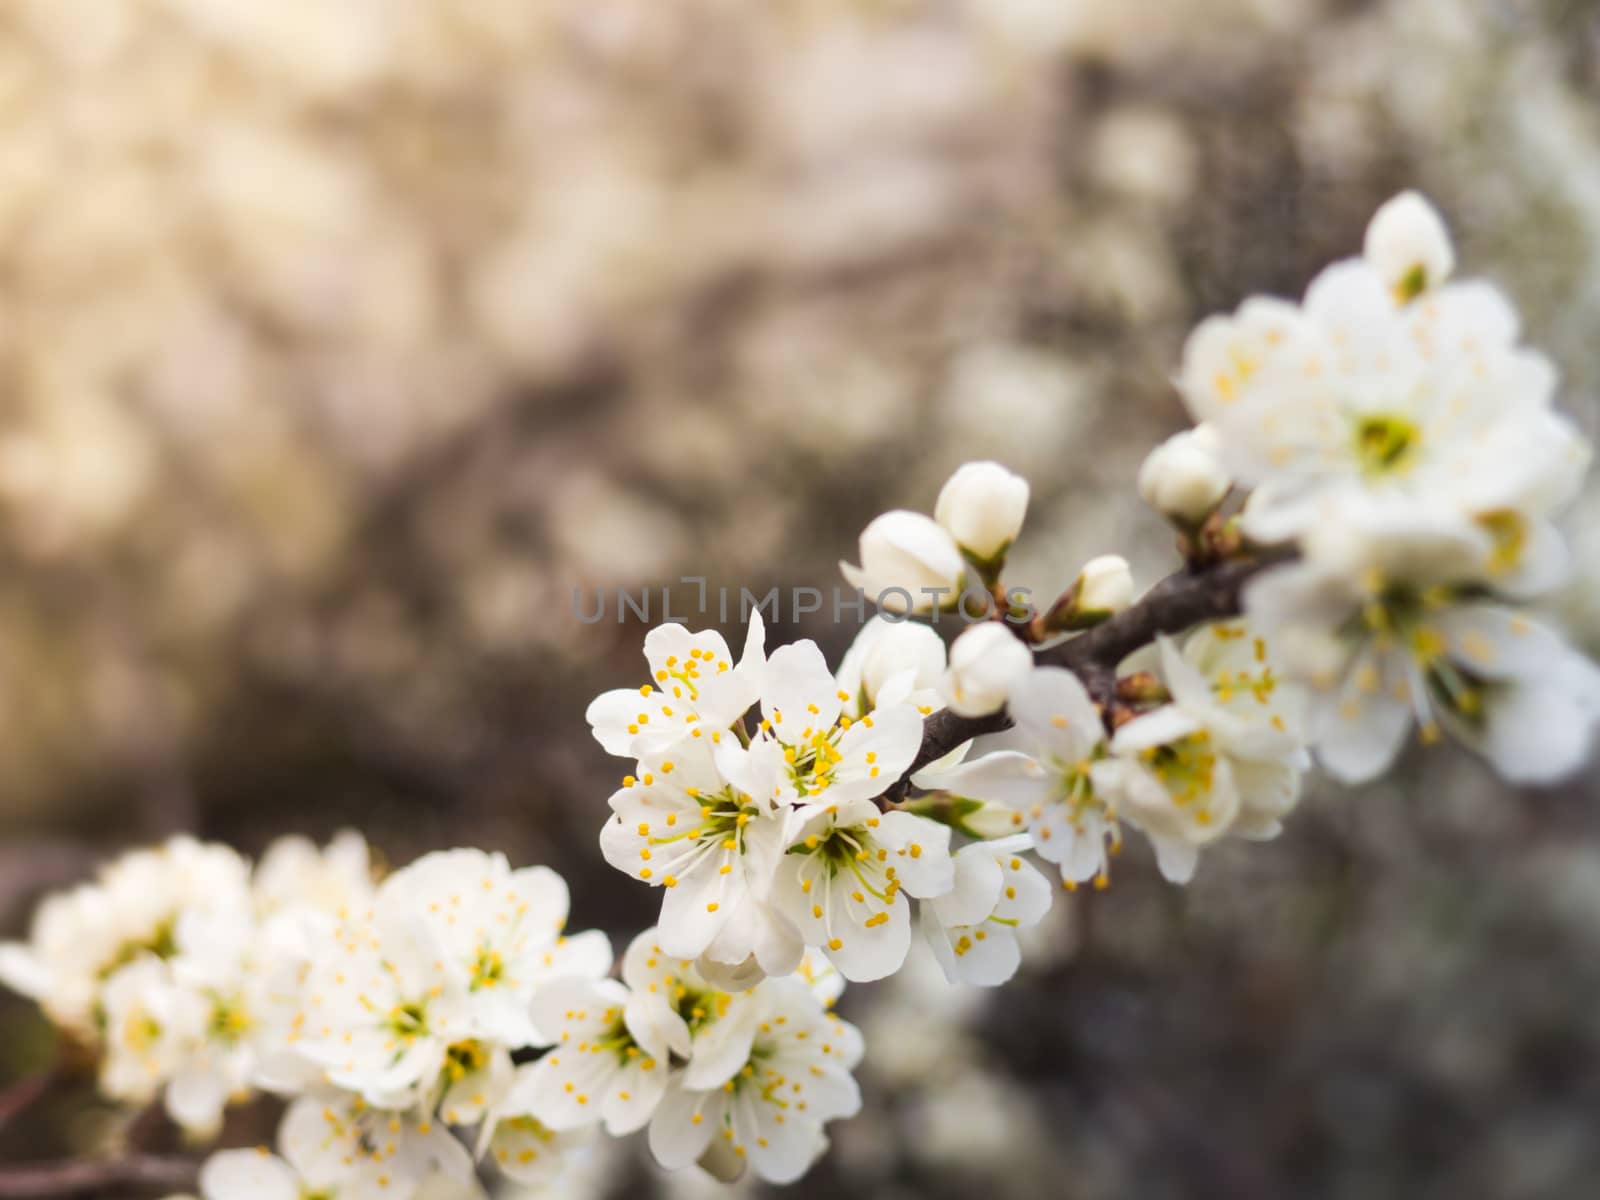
[0,1155,199,1198]
[880,553,1290,804]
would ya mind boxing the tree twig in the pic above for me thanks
[0,1155,199,1198]
[879,553,1289,804]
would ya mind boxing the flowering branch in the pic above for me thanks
[0,1154,199,1198]
[881,553,1288,804]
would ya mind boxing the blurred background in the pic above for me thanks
[2,0,1600,1196]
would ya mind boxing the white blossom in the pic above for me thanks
[769,797,953,982]
[934,460,1030,561]
[290,903,473,1106]
[505,975,671,1136]
[834,615,946,717]
[1075,554,1135,616]
[1247,511,1600,784]
[275,1089,478,1200]
[619,929,759,1092]
[840,510,966,614]
[482,1113,593,1189]
[1362,190,1454,301]
[1100,626,1309,883]
[599,736,800,979]
[252,830,374,920]
[915,666,1122,888]
[0,837,251,1038]
[1179,246,1587,552]
[940,623,1033,717]
[646,976,862,1185]
[201,1102,483,1200]
[1136,425,1230,525]
[922,836,1052,986]
[585,613,767,758]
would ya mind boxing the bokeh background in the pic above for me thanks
[3,0,1600,1196]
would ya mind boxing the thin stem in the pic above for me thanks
[0,1156,199,1198]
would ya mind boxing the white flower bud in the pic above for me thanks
[836,616,946,714]
[841,511,965,614]
[940,623,1033,717]
[1363,190,1454,301]
[934,461,1029,561]
[1075,554,1134,615]
[1137,425,1230,524]
[951,797,1026,839]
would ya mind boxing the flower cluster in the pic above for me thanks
[2,190,1596,1196]
[0,833,865,1193]
[1170,191,1600,783]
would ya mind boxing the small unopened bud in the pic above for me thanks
[1363,190,1454,303]
[951,797,1025,840]
[1138,425,1230,526]
[935,461,1029,562]
[1115,670,1169,705]
[1075,555,1134,617]
[940,623,1033,717]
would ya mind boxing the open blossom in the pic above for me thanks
[202,1087,483,1200]
[99,957,204,1114]
[835,615,946,718]
[599,736,800,978]
[272,1090,476,1200]
[750,638,928,808]
[506,975,672,1137]
[934,460,1029,561]
[940,623,1032,718]
[252,830,374,920]
[1101,626,1309,884]
[1247,509,1600,785]
[291,905,473,1106]
[379,849,607,1050]
[482,1111,593,1190]
[915,667,1122,887]
[620,930,760,1091]
[922,836,1052,987]
[586,613,766,758]
[1179,197,1589,553]
[841,510,966,614]
[647,976,863,1185]
[770,798,953,982]
[0,837,251,1038]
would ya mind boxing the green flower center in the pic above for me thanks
[1353,413,1420,477]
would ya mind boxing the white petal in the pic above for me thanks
[199,1150,299,1200]
[872,812,954,898]
[911,749,1050,812]
[1008,667,1104,762]
[647,1080,721,1171]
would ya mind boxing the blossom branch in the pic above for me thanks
[883,553,1289,803]
[0,1154,199,1198]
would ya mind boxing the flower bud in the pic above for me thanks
[1137,425,1230,524]
[841,511,965,615]
[836,616,946,714]
[940,623,1033,717]
[934,461,1029,561]
[1075,554,1134,616]
[1364,191,1453,302]
[950,797,1026,839]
